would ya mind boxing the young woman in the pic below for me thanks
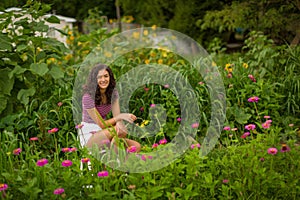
[78,64,141,153]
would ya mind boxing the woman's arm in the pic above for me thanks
[86,108,116,129]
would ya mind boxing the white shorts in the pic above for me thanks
[78,122,102,147]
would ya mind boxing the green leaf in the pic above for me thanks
[45,15,60,24]
[16,44,28,52]
[0,95,8,114]
[30,63,48,76]
[9,65,27,79]
[0,68,14,95]
[0,34,12,51]
[17,87,36,105]
[33,21,49,32]
[48,65,64,79]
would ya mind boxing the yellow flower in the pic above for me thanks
[243,63,248,69]
[109,19,113,24]
[158,59,163,64]
[145,59,150,64]
[150,51,156,57]
[47,57,56,64]
[225,63,233,73]
[212,62,217,67]
[140,124,145,127]
[162,52,168,57]
[6,152,11,156]
[64,54,72,60]
[77,41,82,46]
[104,52,112,58]
[70,36,75,41]
[68,31,72,35]
[36,47,42,52]
[143,30,149,36]
[151,25,157,30]
[132,32,140,39]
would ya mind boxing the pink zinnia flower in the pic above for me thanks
[248,74,256,82]
[30,137,38,141]
[267,147,278,155]
[241,132,250,139]
[69,147,77,152]
[150,104,156,108]
[141,155,147,161]
[196,143,201,148]
[152,143,158,148]
[57,102,63,107]
[81,158,90,163]
[144,87,149,92]
[147,155,153,159]
[159,138,167,145]
[231,128,238,131]
[127,146,137,153]
[61,148,71,153]
[53,188,64,195]
[198,81,204,85]
[260,157,265,162]
[48,128,59,133]
[191,143,201,149]
[262,122,271,129]
[222,179,229,183]
[248,96,259,103]
[36,158,48,167]
[289,124,294,127]
[0,184,8,191]
[191,122,199,128]
[177,117,181,122]
[97,171,109,177]
[264,116,271,119]
[140,107,144,112]
[13,148,22,155]
[280,144,291,153]
[61,160,72,167]
[190,144,196,149]
[75,124,84,129]
[223,126,231,131]
[164,84,169,88]
[245,124,256,130]
[227,73,232,78]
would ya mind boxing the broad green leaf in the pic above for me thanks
[17,87,36,105]
[0,33,12,51]
[16,44,28,52]
[0,68,14,95]
[33,21,49,32]
[0,95,8,114]
[8,65,27,79]
[48,65,64,79]
[45,15,60,24]
[30,63,48,76]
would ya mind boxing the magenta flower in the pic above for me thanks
[241,132,250,139]
[152,143,158,148]
[222,179,229,183]
[260,157,265,162]
[248,74,256,82]
[97,171,109,177]
[245,124,256,130]
[61,160,73,167]
[150,104,156,108]
[177,117,181,122]
[223,126,231,131]
[191,143,201,149]
[159,138,167,145]
[0,184,8,191]
[144,87,149,92]
[191,122,199,128]
[198,81,204,85]
[262,122,271,129]
[264,116,271,119]
[164,84,170,88]
[53,188,64,195]
[231,128,238,131]
[190,144,196,149]
[140,107,144,112]
[127,146,137,153]
[57,102,63,107]
[75,124,84,129]
[61,148,71,153]
[30,137,38,141]
[196,143,201,148]
[141,155,147,161]
[81,158,90,163]
[147,155,153,159]
[267,147,278,155]
[13,148,22,155]
[48,128,59,133]
[69,147,77,152]
[248,96,260,103]
[280,144,291,153]
[36,158,48,167]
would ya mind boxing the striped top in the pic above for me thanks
[82,93,112,123]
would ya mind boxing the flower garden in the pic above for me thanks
[1,3,300,199]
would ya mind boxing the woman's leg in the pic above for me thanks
[124,138,141,153]
[85,128,115,148]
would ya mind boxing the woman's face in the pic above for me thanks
[97,69,110,91]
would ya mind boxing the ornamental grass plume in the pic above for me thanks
[53,188,64,195]
[13,148,22,155]
[61,160,73,167]
[36,158,48,167]
[97,171,109,177]
[248,96,259,103]
[267,147,278,155]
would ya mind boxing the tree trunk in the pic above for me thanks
[115,0,122,32]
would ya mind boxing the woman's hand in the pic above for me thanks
[115,121,127,138]
[115,113,137,123]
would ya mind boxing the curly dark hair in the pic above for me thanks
[83,64,116,105]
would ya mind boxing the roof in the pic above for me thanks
[44,14,76,23]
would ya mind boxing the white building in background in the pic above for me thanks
[0,7,76,45]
